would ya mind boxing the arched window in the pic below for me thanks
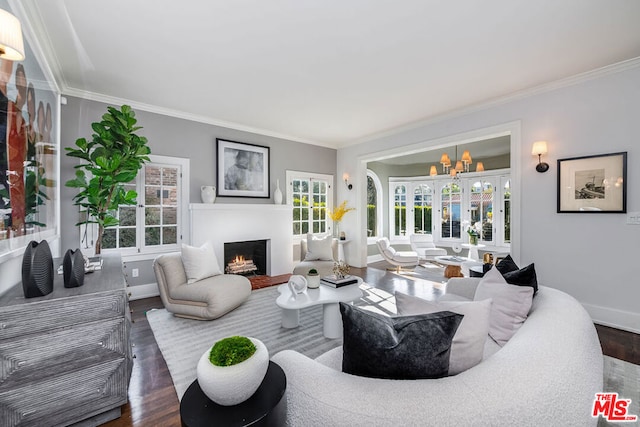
[367,170,383,240]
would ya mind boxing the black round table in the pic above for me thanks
[180,361,287,427]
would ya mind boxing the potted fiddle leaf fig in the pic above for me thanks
[196,336,269,406]
[65,105,150,254]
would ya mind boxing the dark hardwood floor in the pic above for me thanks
[105,266,639,427]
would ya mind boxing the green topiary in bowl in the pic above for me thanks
[209,336,256,367]
[308,268,319,276]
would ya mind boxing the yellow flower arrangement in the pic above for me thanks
[327,200,355,222]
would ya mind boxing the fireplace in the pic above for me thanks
[224,240,267,276]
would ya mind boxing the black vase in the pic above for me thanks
[63,248,85,288]
[22,240,54,298]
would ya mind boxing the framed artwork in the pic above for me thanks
[216,139,270,198]
[0,1,60,262]
[557,152,627,213]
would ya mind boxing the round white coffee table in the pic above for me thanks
[434,256,466,278]
[276,278,363,339]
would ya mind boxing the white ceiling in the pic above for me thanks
[18,0,640,148]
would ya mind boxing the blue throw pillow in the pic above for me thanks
[339,303,463,379]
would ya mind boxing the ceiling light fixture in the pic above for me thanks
[476,161,485,172]
[429,165,437,177]
[0,9,25,61]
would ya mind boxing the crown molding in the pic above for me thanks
[339,56,640,149]
[61,86,333,148]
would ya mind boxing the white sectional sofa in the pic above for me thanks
[272,278,604,426]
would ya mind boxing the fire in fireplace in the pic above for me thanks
[223,240,267,276]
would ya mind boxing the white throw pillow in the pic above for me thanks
[474,267,534,346]
[395,292,492,375]
[181,241,222,284]
[304,233,333,261]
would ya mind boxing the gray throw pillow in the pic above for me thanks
[474,267,534,346]
[395,292,492,375]
[340,303,463,379]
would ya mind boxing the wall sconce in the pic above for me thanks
[476,161,484,172]
[0,9,25,61]
[343,173,352,190]
[531,141,549,173]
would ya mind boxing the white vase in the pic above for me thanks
[196,337,269,406]
[201,186,216,203]
[274,179,283,204]
[306,274,320,289]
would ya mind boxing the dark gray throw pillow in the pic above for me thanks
[495,255,538,294]
[339,303,463,379]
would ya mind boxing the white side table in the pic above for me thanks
[461,243,486,261]
[337,239,350,263]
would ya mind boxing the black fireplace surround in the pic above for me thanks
[223,239,267,275]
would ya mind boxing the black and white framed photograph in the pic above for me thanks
[557,152,627,213]
[216,139,270,198]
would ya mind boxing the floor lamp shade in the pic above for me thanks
[22,240,54,298]
[63,248,85,288]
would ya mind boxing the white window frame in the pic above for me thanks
[366,170,383,244]
[285,170,334,242]
[93,155,189,261]
[388,169,510,250]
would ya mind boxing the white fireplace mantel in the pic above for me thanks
[189,203,293,276]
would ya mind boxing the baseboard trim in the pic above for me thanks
[367,254,384,264]
[583,303,640,334]
[128,283,160,301]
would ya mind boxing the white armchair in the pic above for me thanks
[409,234,447,261]
[376,237,419,273]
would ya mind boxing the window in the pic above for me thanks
[390,183,408,238]
[469,179,495,243]
[286,171,333,238]
[440,182,461,239]
[99,155,189,256]
[366,170,383,240]
[388,170,510,248]
[413,184,433,234]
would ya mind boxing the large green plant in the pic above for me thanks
[65,105,150,254]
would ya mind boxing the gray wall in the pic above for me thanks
[339,64,640,333]
[60,96,337,287]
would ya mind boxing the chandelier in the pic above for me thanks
[432,145,485,177]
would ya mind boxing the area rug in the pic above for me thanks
[147,284,639,411]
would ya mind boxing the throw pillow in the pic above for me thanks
[340,302,463,379]
[304,233,333,261]
[495,255,538,294]
[474,267,534,346]
[495,254,519,274]
[395,292,492,375]
[181,241,222,284]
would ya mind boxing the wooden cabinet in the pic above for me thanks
[0,253,132,426]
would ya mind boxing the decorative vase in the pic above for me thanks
[306,273,320,289]
[63,248,85,288]
[196,337,269,406]
[469,235,478,245]
[22,240,54,298]
[201,186,216,203]
[274,179,283,204]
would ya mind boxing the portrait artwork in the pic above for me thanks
[216,139,270,198]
